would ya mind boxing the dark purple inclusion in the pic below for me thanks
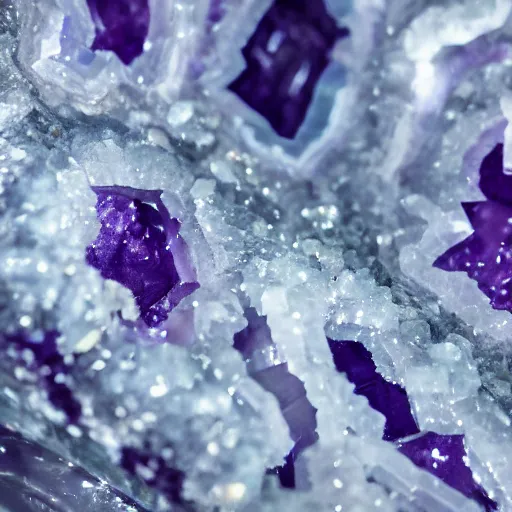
[327,338,420,441]
[86,186,199,328]
[398,432,497,511]
[86,0,150,65]
[121,447,185,504]
[234,309,318,488]
[434,144,512,313]
[228,0,349,139]
[4,331,82,424]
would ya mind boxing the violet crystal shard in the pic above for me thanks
[228,0,349,139]
[86,186,199,327]
[434,143,512,313]
[327,338,420,441]
[234,309,318,488]
[397,432,498,511]
[86,0,150,65]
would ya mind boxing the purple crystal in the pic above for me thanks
[207,0,225,25]
[86,0,150,65]
[434,144,512,312]
[234,309,318,488]
[434,200,512,311]
[228,0,349,139]
[478,143,512,206]
[121,446,185,504]
[398,432,497,511]
[267,451,295,489]
[86,186,199,328]
[4,331,82,424]
[327,338,420,441]
[233,307,276,359]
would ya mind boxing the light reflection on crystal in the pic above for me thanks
[1,0,512,510]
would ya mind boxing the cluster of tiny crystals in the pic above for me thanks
[0,0,512,511]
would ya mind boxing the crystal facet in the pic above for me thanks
[434,144,512,313]
[234,309,317,488]
[228,0,349,139]
[327,338,420,441]
[397,432,498,511]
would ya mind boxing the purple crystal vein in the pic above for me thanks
[234,308,318,488]
[327,338,496,508]
[228,0,349,139]
[4,331,82,424]
[86,186,199,327]
[398,432,497,511]
[86,0,150,65]
[327,338,420,441]
[434,144,512,313]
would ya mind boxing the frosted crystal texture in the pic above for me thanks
[15,0,209,119]
[3,0,512,511]
[404,0,511,62]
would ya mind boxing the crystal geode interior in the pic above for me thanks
[1,0,512,511]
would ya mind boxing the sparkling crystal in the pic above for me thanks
[327,338,420,441]
[434,145,512,313]
[86,186,199,327]
[397,432,498,511]
[234,309,317,488]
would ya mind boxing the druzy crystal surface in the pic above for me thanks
[3,0,512,511]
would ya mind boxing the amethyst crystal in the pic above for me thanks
[121,446,185,504]
[86,186,199,328]
[234,309,318,488]
[233,307,276,359]
[327,338,420,441]
[267,451,295,489]
[4,331,82,424]
[228,0,349,139]
[478,143,512,205]
[86,0,150,65]
[397,432,497,511]
[434,144,512,312]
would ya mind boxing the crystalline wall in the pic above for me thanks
[1,0,512,511]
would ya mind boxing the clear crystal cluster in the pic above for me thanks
[1,0,512,511]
